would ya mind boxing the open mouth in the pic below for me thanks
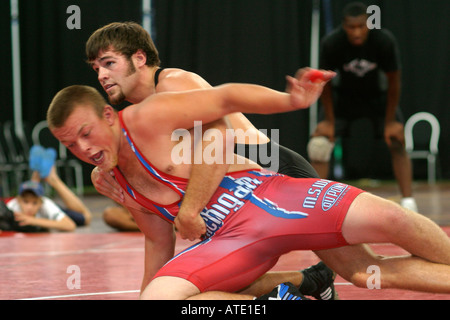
[90,151,104,165]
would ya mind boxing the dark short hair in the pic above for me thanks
[86,21,161,67]
[342,2,368,20]
[47,85,106,129]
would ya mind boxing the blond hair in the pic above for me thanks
[47,85,106,128]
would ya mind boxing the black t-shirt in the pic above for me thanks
[320,27,401,117]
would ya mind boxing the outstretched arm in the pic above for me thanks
[139,68,335,133]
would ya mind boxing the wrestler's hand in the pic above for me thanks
[91,167,125,203]
[174,210,206,241]
[286,68,335,110]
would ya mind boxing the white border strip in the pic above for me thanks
[19,290,140,300]
[20,284,353,300]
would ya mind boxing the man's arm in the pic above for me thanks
[14,212,76,232]
[174,118,233,240]
[158,71,232,241]
[130,69,333,240]
[385,70,401,123]
[127,207,176,294]
[141,232,176,294]
[139,68,335,134]
[384,70,403,146]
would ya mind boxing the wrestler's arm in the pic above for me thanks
[158,71,234,241]
[143,68,335,131]
[90,70,232,241]
[126,207,176,294]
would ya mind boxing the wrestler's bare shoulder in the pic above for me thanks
[157,68,211,91]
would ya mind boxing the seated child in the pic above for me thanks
[5,179,76,232]
[0,146,92,232]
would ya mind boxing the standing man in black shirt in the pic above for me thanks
[307,2,417,211]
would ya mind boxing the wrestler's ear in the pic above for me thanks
[132,49,147,68]
[103,105,116,126]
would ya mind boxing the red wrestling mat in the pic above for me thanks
[1,228,450,300]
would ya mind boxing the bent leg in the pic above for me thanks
[315,245,383,288]
[103,206,140,231]
[320,193,450,293]
[342,192,450,265]
[316,244,450,293]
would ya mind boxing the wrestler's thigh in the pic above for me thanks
[340,192,406,245]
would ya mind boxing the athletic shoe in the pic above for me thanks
[29,145,45,171]
[39,148,57,178]
[300,262,339,300]
[256,282,310,300]
[400,197,418,212]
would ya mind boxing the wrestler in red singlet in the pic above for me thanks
[115,111,364,292]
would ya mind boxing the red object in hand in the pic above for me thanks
[308,70,326,82]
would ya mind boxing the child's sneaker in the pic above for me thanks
[29,145,45,171]
[39,148,57,178]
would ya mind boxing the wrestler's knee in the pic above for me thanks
[103,206,125,221]
[376,200,416,240]
[343,193,414,244]
[102,206,134,229]
[140,276,200,300]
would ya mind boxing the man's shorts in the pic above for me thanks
[235,140,319,178]
[153,170,364,292]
